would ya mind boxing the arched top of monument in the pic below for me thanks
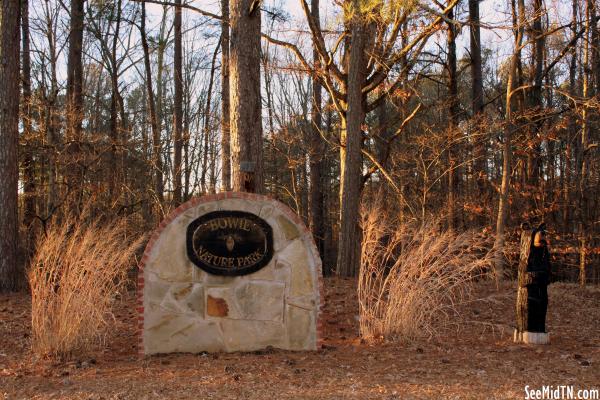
[139,191,321,275]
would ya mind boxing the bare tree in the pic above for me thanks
[65,0,85,207]
[469,0,484,116]
[140,0,165,208]
[309,0,325,258]
[172,0,184,205]
[22,0,36,232]
[446,5,459,230]
[230,0,263,192]
[578,0,595,285]
[201,38,221,193]
[336,0,371,277]
[291,0,460,276]
[0,0,22,291]
[39,0,60,217]
[494,0,524,279]
[221,0,231,191]
[469,0,486,219]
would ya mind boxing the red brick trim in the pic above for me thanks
[137,192,324,356]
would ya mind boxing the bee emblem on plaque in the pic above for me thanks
[186,211,274,276]
[225,235,235,252]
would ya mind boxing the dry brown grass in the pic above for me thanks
[358,205,494,342]
[28,209,143,359]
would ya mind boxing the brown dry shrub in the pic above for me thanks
[28,210,143,359]
[358,204,494,342]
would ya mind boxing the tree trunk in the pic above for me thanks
[336,5,368,277]
[446,9,458,230]
[526,0,545,184]
[109,0,124,203]
[300,151,309,223]
[156,36,167,199]
[515,226,532,335]
[591,0,600,94]
[564,0,578,232]
[230,0,263,193]
[262,35,276,193]
[140,1,164,206]
[469,0,484,115]
[494,120,513,281]
[21,0,36,231]
[469,0,486,217]
[494,0,523,280]
[201,39,221,193]
[221,0,231,192]
[309,0,325,259]
[579,0,594,287]
[183,74,191,200]
[45,6,59,217]
[65,0,85,208]
[0,0,21,292]
[172,0,183,205]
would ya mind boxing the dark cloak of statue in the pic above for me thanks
[515,223,552,342]
[525,224,551,332]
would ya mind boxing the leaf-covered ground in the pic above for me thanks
[1,278,599,399]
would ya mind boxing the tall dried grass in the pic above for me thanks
[358,205,494,342]
[28,210,143,359]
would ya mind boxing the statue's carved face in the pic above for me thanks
[534,231,546,247]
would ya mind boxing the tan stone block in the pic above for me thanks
[143,271,170,306]
[172,282,193,299]
[160,282,194,314]
[186,284,205,315]
[173,211,195,232]
[285,295,316,311]
[145,223,192,282]
[278,239,315,297]
[239,257,290,282]
[285,305,316,350]
[144,303,176,331]
[148,282,204,316]
[259,204,275,220]
[275,258,289,269]
[216,198,263,215]
[191,266,207,283]
[273,259,292,283]
[246,259,275,280]
[220,320,286,352]
[265,215,289,253]
[189,202,220,219]
[277,215,300,241]
[203,274,240,285]
[273,229,289,253]
[144,316,225,354]
[234,280,285,322]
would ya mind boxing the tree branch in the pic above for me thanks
[129,0,223,21]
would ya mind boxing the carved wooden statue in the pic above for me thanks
[514,222,551,344]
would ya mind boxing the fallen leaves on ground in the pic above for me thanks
[0,279,598,399]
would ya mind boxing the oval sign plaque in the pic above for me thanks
[186,210,273,276]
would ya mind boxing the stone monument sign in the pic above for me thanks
[137,192,323,355]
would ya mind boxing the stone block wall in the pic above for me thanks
[137,192,323,355]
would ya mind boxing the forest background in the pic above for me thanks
[0,0,599,290]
